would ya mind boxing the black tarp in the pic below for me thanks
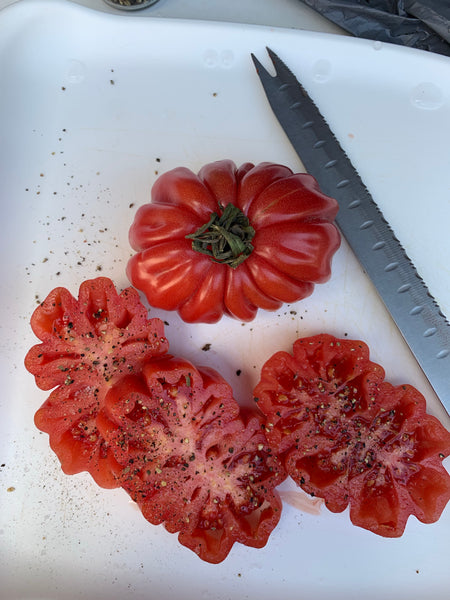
[298,0,450,56]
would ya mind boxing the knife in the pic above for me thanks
[251,47,450,416]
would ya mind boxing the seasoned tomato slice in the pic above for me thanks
[254,333,450,537]
[25,277,169,487]
[99,356,286,563]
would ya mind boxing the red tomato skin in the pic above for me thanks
[223,263,282,322]
[25,277,169,488]
[254,333,450,537]
[127,160,340,323]
[234,162,294,214]
[34,383,126,488]
[25,277,169,391]
[252,221,340,283]
[99,356,286,563]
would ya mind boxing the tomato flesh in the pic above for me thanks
[99,357,286,563]
[26,277,285,562]
[25,277,169,487]
[254,334,450,536]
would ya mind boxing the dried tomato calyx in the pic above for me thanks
[186,203,255,268]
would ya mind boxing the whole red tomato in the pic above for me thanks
[127,160,341,323]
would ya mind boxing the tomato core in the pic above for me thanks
[186,203,255,268]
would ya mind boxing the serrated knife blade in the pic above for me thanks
[251,47,450,416]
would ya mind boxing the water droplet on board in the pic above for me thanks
[221,49,235,68]
[66,60,86,84]
[203,49,234,68]
[203,49,219,68]
[411,82,444,110]
[313,59,331,82]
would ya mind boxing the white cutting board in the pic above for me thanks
[0,1,449,599]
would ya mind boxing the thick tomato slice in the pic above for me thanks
[127,160,340,323]
[98,356,286,563]
[254,333,450,537]
[25,277,169,487]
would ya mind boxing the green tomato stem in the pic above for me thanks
[186,203,255,269]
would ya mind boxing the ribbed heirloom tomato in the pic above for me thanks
[127,160,341,323]
[98,356,287,563]
[24,277,169,487]
[25,277,286,563]
[253,334,450,537]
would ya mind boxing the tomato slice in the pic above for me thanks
[25,277,169,487]
[99,356,286,563]
[254,333,450,537]
[35,384,125,488]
